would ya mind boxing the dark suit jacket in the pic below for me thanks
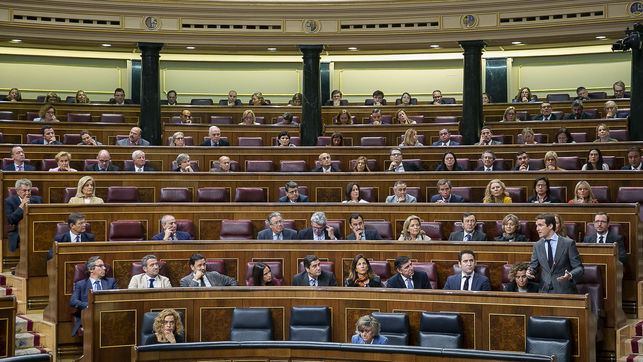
[108,99,134,104]
[389,161,424,172]
[151,231,192,241]
[218,99,243,106]
[292,270,338,286]
[430,194,464,203]
[494,233,529,242]
[527,195,561,203]
[510,165,536,171]
[312,165,341,172]
[432,140,461,146]
[4,195,43,252]
[346,229,382,240]
[448,230,488,241]
[325,99,349,106]
[30,138,62,145]
[503,281,540,292]
[199,139,230,146]
[435,164,463,171]
[123,166,155,172]
[84,163,120,171]
[621,164,642,170]
[443,273,491,291]
[529,236,584,294]
[2,163,36,171]
[583,233,626,264]
[70,277,118,335]
[297,227,340,240]
[278,195,309,203]
[257,228,298,240]
[563,112,594,120]
[474,165,504,171]
[386,270,432,289]
[345,275,382,287]
[47,231,95,260]
[475,140,502,146]
[532,113,562,121]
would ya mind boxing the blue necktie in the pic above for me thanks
[94,280,101,291]
[406,278,413,289]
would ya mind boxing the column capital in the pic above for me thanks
[137,43,164,52]
[298,45,324,54]
[458,40,487,51]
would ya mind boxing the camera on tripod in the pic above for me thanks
[613,23,642,51]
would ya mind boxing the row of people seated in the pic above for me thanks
[511,82,629,103]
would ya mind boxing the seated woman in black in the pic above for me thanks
[494,214,528,242]
[435,151,463,171]
[145,308,185,344]
[503,262,539,293]
[527,176,561,203]
[251,262,275,286]
[345,254,382,287]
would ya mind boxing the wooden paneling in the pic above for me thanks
[0,296,16,359]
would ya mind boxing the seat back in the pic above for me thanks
[0,111,15,120]
[359,187,377,203]
[411,262,438,289]
[528,158,545,170]
[141,311,185,345]
[245,261,284,286]
[57,221,91,235]
[106,186,139,203]
[404,186,421,201]
[557,156,579,170]
[26,134,43,143]
[26,112,39,121]
[360,137,386,146]
[40,159,57,171]
[211,159,239,172]
[418,312,462,348]
[452,221,485,234]
[108,221,144,241]
[280,160,307,172]
[515,111,529,121]
[278,186,308,199]
[289,306,331,342]
[197,187,229,202]
[159,187,192,202]
[576,264,604,320]
[526,316,571,362]
[505,187,526,202]
[66,113,92,122]
[73,262,112,284]
[123,159,152,170]
[327,220,345,239]
[610,129,629,141]
[450,187,471,202]
[570,132,587,143]
[364,221,393,240]
[238,137,263,146]
[588,91,607,99]
[589,186,610,203]
[371,312,409,345]
[584,109,598,118]
[316,136,331,146]
[408,115,424,123]
[455,158,470,171]
[7,187,40,197]
[298,261,334,274]
[369,261,392,283]
[230,308,273,341]
[420,222,443,240]
[501,264,512,290]
[210,116,233,124]
[476,158,504,170]
[263,219,296,231]
[170,160,199,172]
[616,187,643,203]
[234,187,266,202]
[63,187,77,203]
[546,93,571,102]
[219,220,254,239]
[62,134,82,145]
[246,160,273,172]
[314,160,342,171]
[451,263,489,279]
[442,97,456,104]
[131,261,170,278]
[190,98,213,105]
[432,115,458,123]
[100,113,125,123]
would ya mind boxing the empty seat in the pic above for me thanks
[131,260,170,278]
[197,187,229,202]
[108,221,144,241]
[141,311,185,345]
[234,187,266,202]
[371,312,409,345]
[450,187,471,202]
[62,134,82,145]
[171,160,199,172]
[404,186,421,201]
[549,186,565,203]
[350,158,377,171]
[450,135,463,144]
[26,112,38,121]
[557,156,579,170]
[40,159,57,171]
[100,114,125,123]
[616,187,643,203]
[210,116,233,124]
[610,129,629,141]
[590,186,610,203]
[254,116,266,124]
[420,222,443,240]
[106,186,139,203]
[570,132,587,143]
[316,136,331,146]
[515,111,529,121]
[159,187,192,202]
[433,116,457,123]
[505,187,526,202]
[211,159,239,171]
[289,306,331,342]
[413,262,438,289]
[369,261,392,283]
[246,160,273,172]
[26,134,43,143]
[63,187,77,203]
[528,158,545,170]
[526,316,571,362]
[170,116,181,123]
[280,160,307,172]
[575,264,605,321]
[0,111,15,120]
[456,158,470,171]
[230,308,273,341]
[359,187,377,203]
[364,221,393,240]
[219,220,254,239]
[245,261,284,286]
[66,113,92,122]
[408,115,424,123]
[418,312,462,348]
[360,137,386,146]
[546,93,571,102]
[204,259,225,274]
[238,137,263,146]
[616,109,630,118]
[190,98,213,105]
[491,135,511,144]
[442,97,456,104]
[584,109,598,118]
[588,91,607,99]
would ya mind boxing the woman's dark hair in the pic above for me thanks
[345,182,362,201]
[331,132,343,146]
[438,151,458,171]
[554,127,573,143]
[584,147,605,170]
[347,254,376,281]
[251,262,273,286]
[278,130,290,139]
[532,176,551,198]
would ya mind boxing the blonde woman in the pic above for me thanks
[494,214,527,241]
[352,156,371,172]
[33,103,58,122]
[399,128,423,147]
[540,151,566,171]
[568,180,598,204]
[49,151,77,172]
[395,109,416,125]
[250,92,268,105]
[145,309,185,345]
[483,179,512,203]
[500,106,518,122]
[398,215,431,241]
[239,110,259,125]
[335,109,353,125]
[521,128,537,144]
[75,90,90,103]
[594,123,618,143]
[68,176,104,204]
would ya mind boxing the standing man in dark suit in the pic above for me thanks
[84,150,120,171]
[152,215,192,241]
[200,126,230,146]
[297,212,340,240]
[582,212,626,264]
[432,128,460,146]
[2,146,36,171]
[292,254,338,286]
[69,256,118,336]
[278,181,309,203]
[443,250,491,291]
[386,255,432,289]
[563,100,594,120]
[5,179,43,252]
[474,150,504,171]
[475,127,502,146]
[531,102,561,121]
[388,148,424,172]
[430,179,464,203]
[257,212,298,240]
[527,213,584,294]
[179,253,237,287]
[448,213,487,241]
[346,213,382,240]
[123,150,155,172]
[621,147,642,170]
[108,88,133,104]
[47,213,94,260]
[30,125,62,145]
[312,152,341,172]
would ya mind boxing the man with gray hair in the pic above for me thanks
[385,181,417,203]
[116,126,150,146]
[5,178,43,252]
[430,179,464,203]
[200,126,229,146]
[604,100,618,118]
[124,150,154,172]
[613,80,627,99]
[564,100,594,120]
[173,153,195,172]
[85,150,119,171]
[257,212,298,240]
[388,147,424,172]
[152,215,192,241]
[278,181,309,203]
[297,212,340,240]
[128,254,172,289]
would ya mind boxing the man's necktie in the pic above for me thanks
[406,278,413,289]
[75,235,80,243]
[464,234,471,241]
[442,143,447,146]
[485,167,491,172]
[546,239,553,267]
[17,165,21,171]
[149,278,155,288]
[94,280,101,291]
[598,235,604,243]
[200,278,206,287]
[310,279,317,287]
[462,276,470,291]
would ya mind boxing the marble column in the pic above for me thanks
[629,36,642,141]
[458,40,487,145]
[299,45,324,146]
[137,42,163,145]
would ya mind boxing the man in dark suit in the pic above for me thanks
[475,126,502,146]
[152,215,192,241]
[31,125,62,145]
[5,179,43,252]
[443,250,491,291]
[292,254,338,286]
[429,90,448,104]
[432,128,460,146]
[474,150,504,171]
[218,90,243,106]
[346,213,382,240]
[511,151,533,171]
[582,212,626,264]
[69,256,118,335]
[123,150,155,172]
[84,150,120,171]
[2,146,36,171]
[278,181,309,203]
[298,212,340,240]
[388,148,424,172]
[47,213,94,260]
[563,100,594,120]
[107,87,134,104]
[531,102,561,121]
[257,212,298,240]
[312,152,341,172]
[430,179,464,203]
[179,253,238,287]
[386,255,432,289]
[200,126,230,146]
[621,146,642,170]
[527,213,584,294]
[448,213,488,241]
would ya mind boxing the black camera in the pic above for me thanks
[613,23,642,51]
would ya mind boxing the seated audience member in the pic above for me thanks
[483,179,512,203]
[68,176,104,204]
[117,127,150,146]
[330,132,344,146]
[622,146,642,170]
[512,87,536,103]
[568,180,598,204]
[574,86,590,101]
[399,128,423,147]
[482,92,491,104]
[279,181,309,203]
[435,151,462,171]
[78,130,102,145]
[448,213,487,241]
[250,91,269,105]
[495,214,528,241]
[520,128,537,145]
[274,112,299,126]
[210,155,232,172]
[385,180,417,204]
[433,128,460,146]
[277,131,296,147]
[528,176,561,203]
[554,127,575,144]
[289,92,302,106]
[45,92,59,103]
[388,147,424,172]
[70,256,118,335]
[343,182,368,204]
[500,106,517,122]
[47,212,95,260]
[613,80,627,98]
[387,255,432,289]
[33,103,58,122]
[347,213,382,240]
[251,262,275,286]
[327,90,346,106]
[604,100,618,118]
[297,212,339,240]
[220,90,243,106]
[443,250,491,291]
[475,126,502,145]
[594,123,618,143]
[144,309,185,345]
[368,108,387,125]
[166,90,177,105]
[108,88,133,104]
[335,109,353,124]
[504,262,539,292]
[179,109,192,124]
[5,179,43,252]
[173,153,195,172]
[124,150,155,172]
[75,90,90,104]
[152,215,192,241]
[345,254,383,287]
[352,156,371,172]
[201,126,229,146]
[50,151,77,172]
[7,88,21,102]
[431,179,464,203]
[430,90,447,104]
[31,125,61,145]
[292,254,338,286]
[180,253,237,287]
[399,215,431,241]
[512,151,532,171]
[540,151,565,171]
[582,147,609,170]
[313,152,341,172]
[2,146,35,171]
[370,90,385,106]
[257,212,298,240]
[395,109,416,125]
[584,212,627,264]
[85,150,119,171]
[128,254,172,289]
[170,131,185,146]
[475,150,503,171]
[239,109,260,125]
[564,100,594,120]
[399,92,413,106]
[532,102,560,120]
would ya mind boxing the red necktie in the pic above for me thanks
[17,165,21,171]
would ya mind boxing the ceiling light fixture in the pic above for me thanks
[267,47,277,51]
[595,36,607,40]
[348,47,358,51]
[429,44,440,48]
[9,39,22,43]
[186,46,196,50]
[101,43,112,47]
[511,41,522,45]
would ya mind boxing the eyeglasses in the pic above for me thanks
[312,225,326,230]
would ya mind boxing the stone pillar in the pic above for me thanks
[299,45,324,146]
[630,37,643,141]
[458,40,487,145]
[137,43,163,145]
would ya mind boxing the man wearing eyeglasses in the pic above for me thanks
[5,178,43,252]
[179,109,192,124]
[532,102,560,121]
[257,212,298,240]
[297,212,339,240]
[84,150,120,171]
[582,212,626,264]
[387,148,424,172]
